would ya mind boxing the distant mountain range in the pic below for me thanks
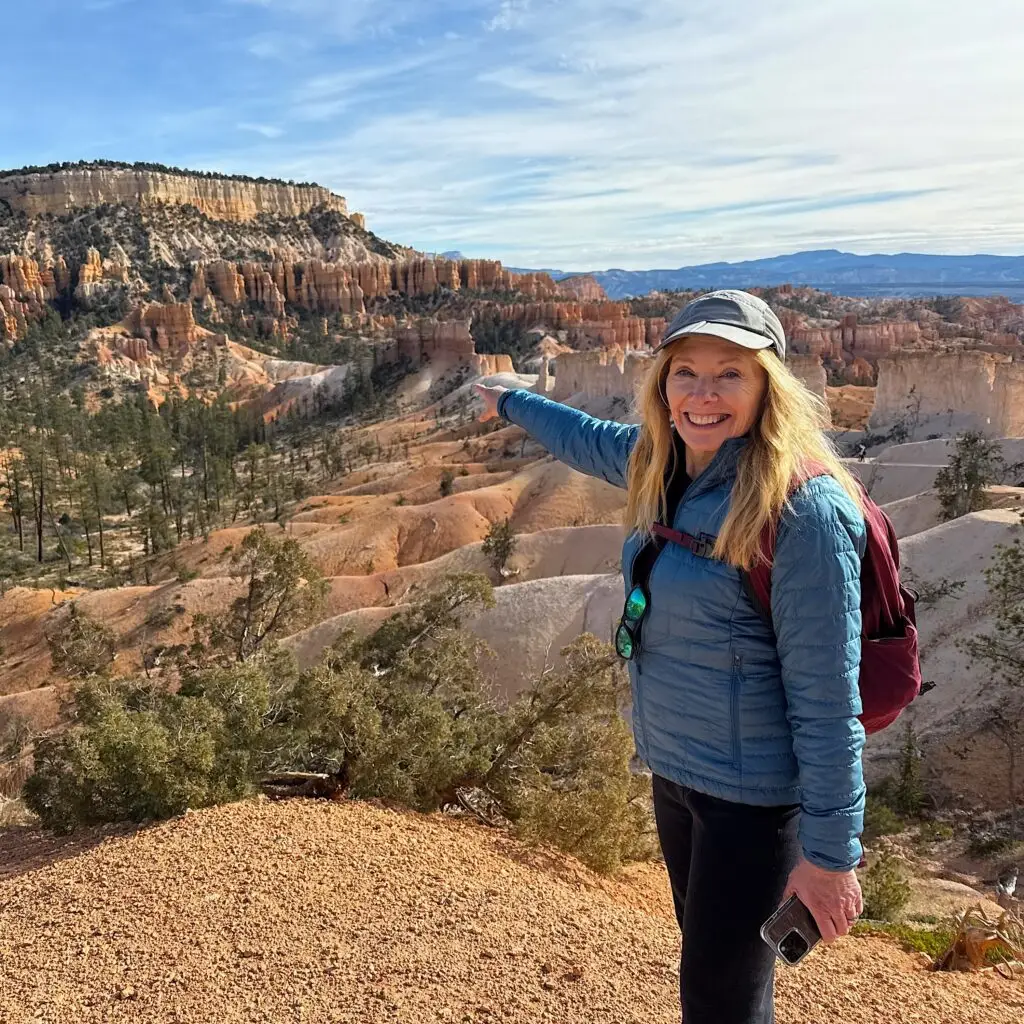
[504,249,1024,301]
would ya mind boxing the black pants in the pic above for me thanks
[652,775,800,1024]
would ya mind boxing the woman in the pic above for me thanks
[474,290,865,1024]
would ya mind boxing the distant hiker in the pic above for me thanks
[476,290,870,1024]
[856,442,867,461]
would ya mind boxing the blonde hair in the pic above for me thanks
[624,341,863,570]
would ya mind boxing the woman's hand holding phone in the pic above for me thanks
[781,857,863,943]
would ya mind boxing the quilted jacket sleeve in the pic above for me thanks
[771,476,867,872]
[497,389,639,489]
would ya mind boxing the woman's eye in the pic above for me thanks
[719,369,741,380]
[674,367,695,377]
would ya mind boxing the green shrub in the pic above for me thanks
[481,518,517,580]
[864,794,904,839]
[860,850,912,921]
[22,574,654,873]
[934,432,1003,521]
[46,604,117,679]
[145,605,179,630]
[892,720,925,816]
[851,920,1008,967]
[851,921,952,961]
[24,665,271,831]
[915,820,954,847]
[967,828,1015,858]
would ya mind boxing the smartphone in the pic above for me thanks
[760,895,822,966]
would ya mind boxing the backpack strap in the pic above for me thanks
[742,527,777,627]
[651,522,717,558]
[741,464,832,629]
[652,463,853,631]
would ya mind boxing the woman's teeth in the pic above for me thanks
[686,413,729,426]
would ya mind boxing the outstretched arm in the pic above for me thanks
[475,384,638,488]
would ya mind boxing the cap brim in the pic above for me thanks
[653,320,777,354]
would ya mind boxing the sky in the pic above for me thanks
[3,0,1024,269]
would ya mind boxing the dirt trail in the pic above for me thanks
[1,799,1021,1024]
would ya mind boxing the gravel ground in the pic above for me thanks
[1,798,1022,1024]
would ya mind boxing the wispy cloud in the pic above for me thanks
[6,0,1024,268]
[238,122,284,138]
[485,0,530,32]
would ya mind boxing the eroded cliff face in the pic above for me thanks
[0,168,348,222]
[0,254,63,339]
[74,246,131,305]
[786,354,831,423]
[84,300,509,415]
[870,351,1024,436]
[495,301,663,352]
[789,315,923,362]
[188,257,573,318]
[123,302,200,356]
[555,274,607,302]
[550,347,650,402]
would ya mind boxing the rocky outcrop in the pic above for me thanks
[74,246,130,305]
[190,257,575,318]
[870,350,1024,436]
[787,354,830,421]
[785,311,925,363]
[389,258,564,300]
[366,318,486,372]
[0,254,60,303]
[0,255,64,342]
[550,347,650,402]
[0,167,349,222]
[472,353,515,377]
[393,319,475,364]
[556,275,607,302]
[846,357,875,386]
[494,301,662,352]
[123,302,200,357]
[0,286,24,341]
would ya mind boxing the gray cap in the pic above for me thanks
[654,289,786,360]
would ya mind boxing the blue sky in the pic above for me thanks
[4,0,1024,269]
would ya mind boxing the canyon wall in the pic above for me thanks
[91,302,506,398]
[122,302,202,358]
[0,254,69,341]
[190,257,574,318]
[0,168,348,222]
[550,347,651,403]
[555,274,607,302]
[498,301,663,351]
[787,353,829,407]
[74,246,130,304]
[870,351,1024,437]
[787,314,923,361]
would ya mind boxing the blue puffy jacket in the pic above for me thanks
[498,388,867,871]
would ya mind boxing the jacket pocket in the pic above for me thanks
[730,653,742,769]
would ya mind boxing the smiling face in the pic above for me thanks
[663,334,769,472]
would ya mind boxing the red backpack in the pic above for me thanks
[652,470,923,735]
